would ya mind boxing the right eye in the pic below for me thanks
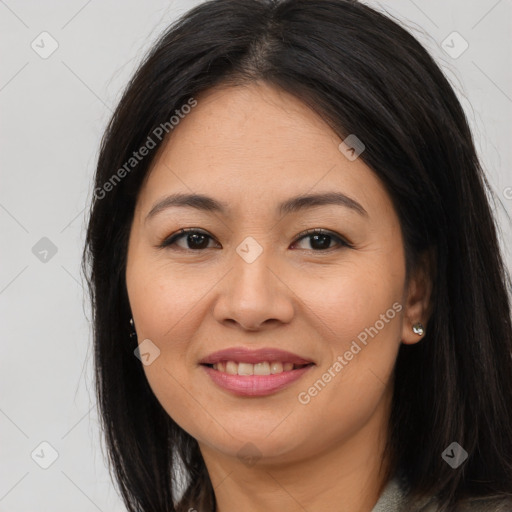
[159,228,220,251]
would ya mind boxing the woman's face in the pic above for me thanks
[126,81,427,469]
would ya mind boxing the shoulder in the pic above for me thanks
[412,491,512,512]
[454,495,512,511]
[373,475,512,512]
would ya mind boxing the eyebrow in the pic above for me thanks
[145,191,368,223]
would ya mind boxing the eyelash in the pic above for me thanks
[158,227,353,252]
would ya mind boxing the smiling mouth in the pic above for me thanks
[202,361,314,376]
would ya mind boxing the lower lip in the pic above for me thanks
[201,364,314,397]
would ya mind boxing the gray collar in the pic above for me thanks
[370,476,436,512]
[370,476,512,512]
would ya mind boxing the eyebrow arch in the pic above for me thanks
[145,191,368,223]
[279,191,368,217]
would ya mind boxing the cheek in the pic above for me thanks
[294,257,404,350]
[127,258,209,347]
[291,259,404,420]
[126,261,209,436]
[126,257,220,426]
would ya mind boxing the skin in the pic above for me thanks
[125,81,432,512]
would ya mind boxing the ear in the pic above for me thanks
[401,248,435,345]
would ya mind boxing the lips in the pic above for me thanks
[199,347,315,396]
[199,347,313,366]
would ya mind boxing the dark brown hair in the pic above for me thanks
[82,1,512,510]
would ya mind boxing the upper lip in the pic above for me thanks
[199,347,314,365]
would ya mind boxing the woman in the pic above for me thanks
[82,0,512,510]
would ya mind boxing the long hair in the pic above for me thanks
[82,1,512,510]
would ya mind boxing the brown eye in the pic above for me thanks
[291,229,352,251]
[159,228,352,252]
[160,229,219,251]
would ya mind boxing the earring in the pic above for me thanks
[129,317,137,338]
[412,322,425,336]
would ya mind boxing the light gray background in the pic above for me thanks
[1,0,511,510]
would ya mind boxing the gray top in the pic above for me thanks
[370,476,512,512]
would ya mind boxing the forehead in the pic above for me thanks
[163,82,338,161]
[136,82,393,221]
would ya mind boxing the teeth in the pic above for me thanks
[238,362,253,376]
[254,362,270,375]
[225,361,238,375]
[270,361,283,374]
[212,361,299,375]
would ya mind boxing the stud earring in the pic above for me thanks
[412,322,425,336]
[129,317,137,338]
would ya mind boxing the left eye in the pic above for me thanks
[159,228,351,251]
[291,229,350,251]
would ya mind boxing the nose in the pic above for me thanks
[212,245,295,332]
